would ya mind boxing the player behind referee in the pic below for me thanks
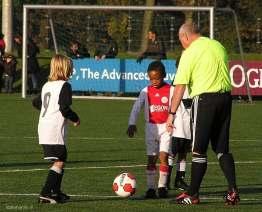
[166,22,239,205]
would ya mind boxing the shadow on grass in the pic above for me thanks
[201,184,262,196]
[70,197,121,203]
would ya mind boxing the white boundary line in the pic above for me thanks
[0,161,262,173]
[0,193,118,198]
[0,193,261,201]
[0,136,260,142]
[73,96,137,100]
[0,136,144,141]
[0,165,146,173]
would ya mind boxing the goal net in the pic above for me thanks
[22,5,215,98]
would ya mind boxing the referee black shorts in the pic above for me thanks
[191,92,232,155]
[42,145,67,162]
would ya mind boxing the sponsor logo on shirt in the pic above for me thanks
[161,96,168,104]
[150,104,169,113]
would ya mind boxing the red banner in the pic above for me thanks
[229,61,262,96]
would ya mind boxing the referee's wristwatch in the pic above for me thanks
[169,111,176,116]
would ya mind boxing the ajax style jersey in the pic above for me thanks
[128,83,173,125]
[38,80,68,145]
[128,83,191,140]
[147,84,171,123]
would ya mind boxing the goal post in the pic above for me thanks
[22,5,215,98]
[216,7,252,103]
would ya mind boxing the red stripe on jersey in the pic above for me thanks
[159,164,169,173]
[147,83,171,124]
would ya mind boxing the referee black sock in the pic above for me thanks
[188,155,207,196]
[41,169,60,196]
[218,153,237,190]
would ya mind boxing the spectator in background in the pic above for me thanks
[67,40,90,59]
[27,37,40,94]
[14,35,23,58]
[94,34,118,60]
[2,52,17,93]
[0,33,6,57]
[137,30,166,63]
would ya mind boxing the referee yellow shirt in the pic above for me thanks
[174,37,232,97]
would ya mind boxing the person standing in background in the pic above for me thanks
[166,56,191,192]
[27,37,40,94]
[14,35,23,58]
[0,33,6,57]
[94,33,118,60]
[2,53,17,93]
[137,30,166,63]
[67,40,90,59]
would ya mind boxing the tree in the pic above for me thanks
[139,0,155,52]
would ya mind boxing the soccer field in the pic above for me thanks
[0,94,261,212]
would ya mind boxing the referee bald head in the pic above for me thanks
[178,22,201,49]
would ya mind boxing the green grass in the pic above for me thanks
[0,94,261,211]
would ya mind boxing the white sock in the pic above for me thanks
[51,166,62,174]
[176,159,186,172]
[168,154,174,166]
[158,164,169,188]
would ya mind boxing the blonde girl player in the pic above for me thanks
[127,60,173,198]
[32,54,80,204]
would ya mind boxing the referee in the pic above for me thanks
[166,22,239,205]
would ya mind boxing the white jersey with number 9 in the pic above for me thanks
[38,80,67,145]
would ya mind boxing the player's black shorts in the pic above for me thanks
[172,137,192,155]
[42,145,67,162]
[191,92,232,154]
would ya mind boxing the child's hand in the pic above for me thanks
[73,119,80,127]
[126,125,137,138]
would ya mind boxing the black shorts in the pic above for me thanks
[172,137,192,155]
[42,145,67,162]
[192,92,232,154]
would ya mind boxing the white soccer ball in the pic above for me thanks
[112,172,136,197]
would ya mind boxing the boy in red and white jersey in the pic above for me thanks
[127,60,173,198]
